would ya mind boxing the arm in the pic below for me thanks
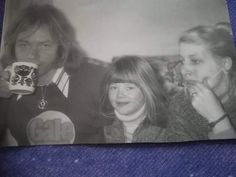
[189,81,236,139]
[0,65,12,98]
[209,115,236,139]
[165,117,194,142]
[0,98,8,145]
[165,93,207,142]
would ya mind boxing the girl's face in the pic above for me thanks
[180,43,228,94]
[108,83,145,116]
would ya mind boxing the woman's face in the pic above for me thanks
[108,83,145,116]
[180,43,227,93]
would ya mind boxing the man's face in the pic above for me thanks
[15,25,58,77]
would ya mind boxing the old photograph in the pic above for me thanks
[0,0,235,146]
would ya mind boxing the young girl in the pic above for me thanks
[100,55,169,143]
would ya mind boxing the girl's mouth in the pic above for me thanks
[115,101,130,107]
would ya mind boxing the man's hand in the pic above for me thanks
[0,65,11,98]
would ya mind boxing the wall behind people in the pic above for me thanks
[52,0,231,62]
[0,0,232,62]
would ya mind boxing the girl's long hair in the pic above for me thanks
[100,55,169,127]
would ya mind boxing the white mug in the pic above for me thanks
[8,62,38,95]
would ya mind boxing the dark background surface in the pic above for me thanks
[0,0,236,176]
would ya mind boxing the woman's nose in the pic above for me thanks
[181,64,193,79]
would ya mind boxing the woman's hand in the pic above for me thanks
[0,65,12,98]
[187,79,225,122]
[187,79,236,138]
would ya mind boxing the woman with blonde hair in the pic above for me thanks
[167,23,236,141]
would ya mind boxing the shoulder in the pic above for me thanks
[70,61,107,88]
[169,90,187,108]
[168,90,190,119]
[134,119,166,142]
[225,94,236,128]
[168,90,194,122]
[226,94,236,110]
[73,61,107,78]
[136,126,166,142]
[168,90,196,118]
[166,90,209,141]
[104,118,125,143]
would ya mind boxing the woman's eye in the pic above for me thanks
[191,59,201,64]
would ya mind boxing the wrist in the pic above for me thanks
[208,113,228,129]
[208,113,233,134]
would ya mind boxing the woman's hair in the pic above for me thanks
[100,55,169,126]
[179,23,236,76]
[1,4,87,74]
[215,22,233,35]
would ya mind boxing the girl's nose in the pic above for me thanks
[116,88,126,98]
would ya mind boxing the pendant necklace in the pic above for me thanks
[38,85,48,110]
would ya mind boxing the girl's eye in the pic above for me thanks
[126,86,134,90]
[109,85,117,91]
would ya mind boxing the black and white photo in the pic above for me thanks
[0,0,235,146]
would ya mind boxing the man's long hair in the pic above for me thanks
[1,4,87,74]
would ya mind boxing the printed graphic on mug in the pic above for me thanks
[9,62,38,95]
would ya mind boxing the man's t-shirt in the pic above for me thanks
[5,62,106,146]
